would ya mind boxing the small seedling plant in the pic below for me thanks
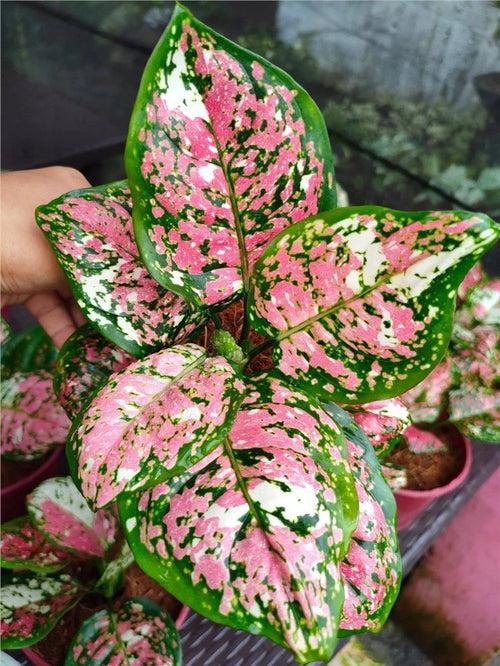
[0,476,181,664]
[1,5,499,664]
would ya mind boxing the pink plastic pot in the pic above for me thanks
[1,448,66,523]
[23,605,190,665]
[395,431,473,530]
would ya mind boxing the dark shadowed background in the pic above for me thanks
[2,1,499,269]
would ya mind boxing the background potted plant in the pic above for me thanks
[1,323,69,522]
[1,4,498,664]
[0,475,184,665]
[382,268,498,528]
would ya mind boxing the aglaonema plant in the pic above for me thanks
[1,324,70,461]
[26,4,499,663]
[0,475,182,665]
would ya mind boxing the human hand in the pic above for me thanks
[1,166,90,347]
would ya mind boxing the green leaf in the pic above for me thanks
[27,477,118,558]
[249,206,499,403]
[0,316,12,344]
[1,325,57,379]
[126,3,335,308]
[36,181,205,357]
[69,343,245,509]
[0,570,81,648]
[54,324,135,418]
[64,597,181,665]
[323,404,401,635]
[94,541,134,599]
[120,373,357,663]
[0,516,73,574]
[1,370,70,460]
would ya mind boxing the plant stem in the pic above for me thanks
[246,337,275,361]
[210,311,222,328]
[238,278,253,345]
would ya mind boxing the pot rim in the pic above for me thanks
[395,431,472,499]
[1,447,64,498]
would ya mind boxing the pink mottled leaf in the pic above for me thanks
[401,357,453,424]
[449,386,500,443]
[69,343,245,509]
[0,516,73,573]
[27,477,118,558]
[403,425,447,454]
[126,4,335,308]
[36,181,205,357]
[120,374,358,663]
[54,324,135,418]
[381,463,408,492]
[457,263,486,301]
[0,570,81,648]
[323,404,401,635]
[349,398,410,459]
[457,278,500,327]
[65,597,181,665]
[250,206,498,403]
[1,370,70,460]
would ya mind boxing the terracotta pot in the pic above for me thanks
[1,448,66,523]
[22,605,190,665]
[395,432,473,530]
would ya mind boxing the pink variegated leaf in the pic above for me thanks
[27,477,118,558]
[457,263,486,301]
[36,181,205,357]
[449,386,500,443]
[65,597,181,665]
[1,370,70,460]
[0,516,73,573]
[69,343,245,509]
[0,570,81,648]
[323,404,401,635]
[381,464,408,492]
[250,207,498,404]
[457,278,500,328]
[54,324,135,418]
[126,4,335,308]
[401,357,454,424]
[120,374,358,663]
[349,398,410,459]
[403,425,447,454]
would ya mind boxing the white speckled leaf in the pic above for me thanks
[0,516,73,574]
[0,570,81,648]
[27,477,118,558]
[119,374,358,663]
[68,343,245,509]
[1,370,70,461]
[65,597,181,665]
[126,4,335,308]
[323,404,401,635]
[36,181,205,357]
[349,398,410,459]
[250,206,498,403]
